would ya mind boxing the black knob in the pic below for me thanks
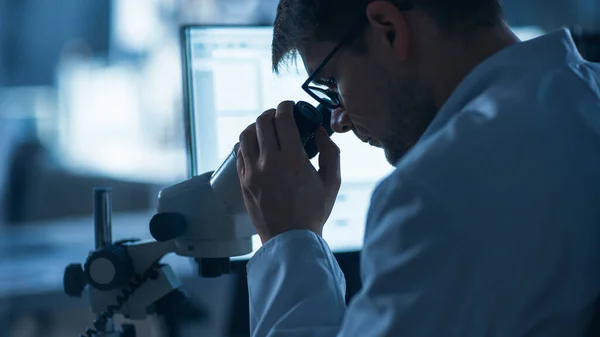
[304,136,319,159]
[316,104,334,136]
[294,101,323,145]
[121,324,136,337]
[150,212,187,242]
[84,245,133,291]
[63,263,87,297]
[294,102,333,159]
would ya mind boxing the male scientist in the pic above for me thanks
[235,0,600,336]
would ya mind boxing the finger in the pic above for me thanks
[256,109,280,153]
[315,126,341,190]
[236,147,246,179]
[239,124,259,164]
[274,101,304,151]
[236,151,255,211]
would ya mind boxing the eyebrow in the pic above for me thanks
[312,77,331,86]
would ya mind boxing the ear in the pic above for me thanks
[365,1,410,61]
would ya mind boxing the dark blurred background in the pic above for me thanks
[0,0,598,336]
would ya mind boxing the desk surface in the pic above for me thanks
[0,208,363,298]
[0,212,185,298]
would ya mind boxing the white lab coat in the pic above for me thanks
[246,29,600,337]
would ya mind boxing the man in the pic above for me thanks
[236,0,600,336]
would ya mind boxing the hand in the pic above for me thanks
[236,101,341,243]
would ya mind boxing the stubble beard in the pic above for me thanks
[380,73,438,166]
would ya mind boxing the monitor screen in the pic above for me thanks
[181,26,395,257]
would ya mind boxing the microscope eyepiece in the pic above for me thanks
[294,102,333,159]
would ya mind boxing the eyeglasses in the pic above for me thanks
[300,35,351,110]
[301,2,414,110]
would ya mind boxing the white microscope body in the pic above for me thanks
[63,146,256,337]
[159,144,255,259]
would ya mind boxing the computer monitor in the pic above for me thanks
[181,25,395,257]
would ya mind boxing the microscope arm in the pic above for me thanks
[123,240,176,275]
[85,240,183,321]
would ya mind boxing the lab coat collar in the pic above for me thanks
[419,28,585,143]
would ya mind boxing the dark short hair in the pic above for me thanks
[272,0,503,73]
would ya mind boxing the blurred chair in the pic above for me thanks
[0,121,16,224]
[0,114,38,225]
[2,138,47,223]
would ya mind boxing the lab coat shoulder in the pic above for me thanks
[341,167,477,336]
[345,61,600,336]
[344,107,517,335]
[390,62,594,206]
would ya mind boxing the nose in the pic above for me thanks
[330,107,353,133]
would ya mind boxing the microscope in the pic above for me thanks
[62,102,333,337]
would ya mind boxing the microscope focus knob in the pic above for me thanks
[84,245,134,291]
[63,263,87,297]
[149,212,187,242]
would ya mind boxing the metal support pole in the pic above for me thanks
[93,187,113,249]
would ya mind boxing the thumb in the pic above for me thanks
[315,126,341,189]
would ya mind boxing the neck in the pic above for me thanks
[427,23,521,111]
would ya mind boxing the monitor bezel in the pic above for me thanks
[180,24,273,179]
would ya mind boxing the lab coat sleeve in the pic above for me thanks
[337,174,471,337]
[247,173,469,337]
[246,229,347,337]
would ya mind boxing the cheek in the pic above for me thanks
[338,93,366,129]
[339,83,386,134]
[337,60,393,133]
[338,76,370,118]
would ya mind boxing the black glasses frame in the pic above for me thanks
[300,2,414,109]
[300,34,354,110]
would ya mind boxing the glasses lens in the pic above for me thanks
[308,86,340,107]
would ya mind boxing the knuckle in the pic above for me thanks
[240,124,256,140]
[256,112,273,124]
[332,144,341,156]
[258,156,273,171]
[242,167,255,183]
[261,157,277,170]
[246,123,257,133]
[277,100,294,111]
[334,174,342,187]
[327,139,341,152]
[256,152,269,166]
[330,176,342,192]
